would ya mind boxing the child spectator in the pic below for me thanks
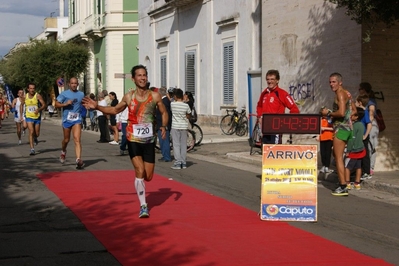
[170,88,191,169]
[318,108,334,173]
[344,107,366,192]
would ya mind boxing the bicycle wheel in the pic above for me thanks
[235,116,248,137]
[250,124,260,155]
[220,114,236,135]
[191,123,203,145]
[187,129,196,152]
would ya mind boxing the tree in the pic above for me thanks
[327,0,399,41]
[0,40,90,95]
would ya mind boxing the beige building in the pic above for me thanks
[261,0,399,171]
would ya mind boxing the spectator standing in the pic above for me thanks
[358,82,378,177]
[317,109,334,173]
[47,104,55,118]
[108,92,119,145]
[81,104,88,130]
[96,92,109,143]
[88,93,97,130]
[157,87,172,162]
[170,88,191,169]
[256,69,299,144]
[116,107,128,155]
[356,94,372,179]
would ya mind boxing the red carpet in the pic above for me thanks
[38,171,390,265]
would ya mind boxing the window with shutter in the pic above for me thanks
[223,42,234,105]
[185,52,196,96]
[160,56,167,88]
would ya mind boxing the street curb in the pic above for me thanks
[226,152,262,166]
[361,179,399,196]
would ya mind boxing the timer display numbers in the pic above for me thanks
[262,114,321,134]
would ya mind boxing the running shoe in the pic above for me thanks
[324,167,333,173]
[182,163,187,169]
[346,183,353,190]
[76,158,84,169]
[22,130,25,136]
[60,153,66,164]
[171,163,182,170]
[119,149,125,155]
[18,140,22,145]
[319,166,325,173]
[360,173,372,180]
[34,138,39,146]
[109,140,119,145]
[139,204,149,218]
[354,183,361,190]
[30,149,35,156]
[331,186,348,196]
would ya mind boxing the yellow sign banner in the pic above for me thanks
[260,145,318,221]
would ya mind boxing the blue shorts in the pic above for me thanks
[25,118,41,125]
[62,120,82,129]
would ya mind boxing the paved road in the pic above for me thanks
[1,118,399,265]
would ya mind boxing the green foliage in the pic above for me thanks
[327,0,399,41]
[328,0,399,25]
[0,40,90,94]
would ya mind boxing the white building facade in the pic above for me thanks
[63,0,140,98]
[139,0,262,125]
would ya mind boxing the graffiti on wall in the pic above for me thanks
[288,79,315,105]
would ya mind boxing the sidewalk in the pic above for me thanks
[194,122,399,197]
[45,115,399,196]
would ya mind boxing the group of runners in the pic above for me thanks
[5,65,168,219]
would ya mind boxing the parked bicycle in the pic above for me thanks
[249,114,262,155]
[190,122,203,146]
[220,107,248,136]
[155,129,196,152]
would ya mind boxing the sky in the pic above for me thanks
[0,0,62,58]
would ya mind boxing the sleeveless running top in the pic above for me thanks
[25,93,40,119]
[126,90,156,144]
[14,98,23,120]
[332,90,352,131]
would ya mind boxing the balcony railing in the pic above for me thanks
[165,0,202,8]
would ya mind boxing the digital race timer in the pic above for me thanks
[262,114,321,134]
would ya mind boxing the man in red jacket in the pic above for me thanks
[256,69,299,144]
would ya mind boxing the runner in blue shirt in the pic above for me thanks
[55,77,85,169]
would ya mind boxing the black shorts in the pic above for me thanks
[127,141,155,163]
[110,116,117,126]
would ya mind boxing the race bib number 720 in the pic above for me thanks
[133,123,153,138]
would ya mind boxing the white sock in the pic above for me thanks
[135,177,146,206]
